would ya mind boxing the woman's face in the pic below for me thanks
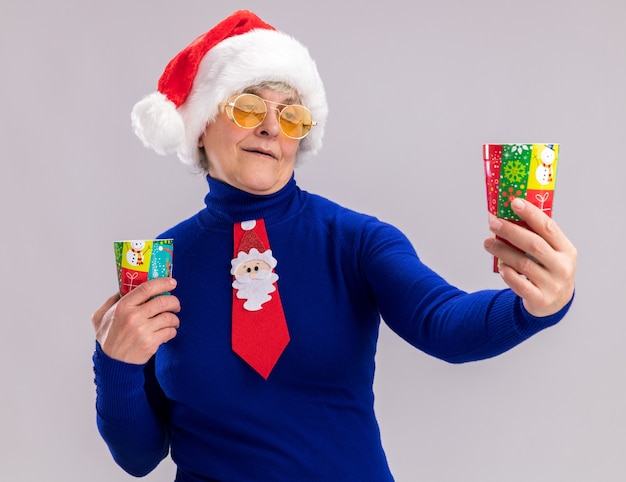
[199,88,301,195]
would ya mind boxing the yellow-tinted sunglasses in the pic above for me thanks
[222,93,316,140]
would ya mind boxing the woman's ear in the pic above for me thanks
[197,134,204,148]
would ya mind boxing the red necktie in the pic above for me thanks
[231,219,290,379]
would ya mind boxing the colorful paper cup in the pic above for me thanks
[483,143,559,271]
[114,239,174,296]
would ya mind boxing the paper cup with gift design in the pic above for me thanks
[483,143,559,271]
[114,239,174,296]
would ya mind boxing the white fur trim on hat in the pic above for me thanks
[131,92,185,155]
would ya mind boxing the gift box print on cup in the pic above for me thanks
[114,239,174,295]
[483,143,559,271]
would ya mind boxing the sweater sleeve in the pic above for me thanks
[93,342,170,476]
[360,220,572,363]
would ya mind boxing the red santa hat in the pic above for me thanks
[131,10,328,168]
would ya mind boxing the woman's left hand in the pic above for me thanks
[483,197,577,317]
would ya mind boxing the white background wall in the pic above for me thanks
[1,1,624,480]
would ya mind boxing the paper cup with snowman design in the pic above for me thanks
[114,239,174,296]
[483,143,559,271]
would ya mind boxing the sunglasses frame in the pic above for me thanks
[221,93,316,140]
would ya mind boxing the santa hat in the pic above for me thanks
[131,10,328,168]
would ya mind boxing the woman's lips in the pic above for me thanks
[243,147,277,159]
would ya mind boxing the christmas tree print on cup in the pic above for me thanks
[483,143,559,272]
[114,239,174,296]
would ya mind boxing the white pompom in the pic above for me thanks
[131,92,185,155]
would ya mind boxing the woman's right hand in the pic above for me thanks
[91,277,181,365]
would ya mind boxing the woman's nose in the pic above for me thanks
[255,108,281,138]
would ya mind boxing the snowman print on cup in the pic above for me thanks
[535,145,555,186]
[126,241,150,266]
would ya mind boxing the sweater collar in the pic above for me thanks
[202,174,303,224]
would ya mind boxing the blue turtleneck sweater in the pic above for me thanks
[93,175,571,481]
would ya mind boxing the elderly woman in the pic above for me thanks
[92,10,576,481]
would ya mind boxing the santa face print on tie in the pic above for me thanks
[231,247,279,311]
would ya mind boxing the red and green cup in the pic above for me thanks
[114,239,174,296]
[483,143,559,272]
